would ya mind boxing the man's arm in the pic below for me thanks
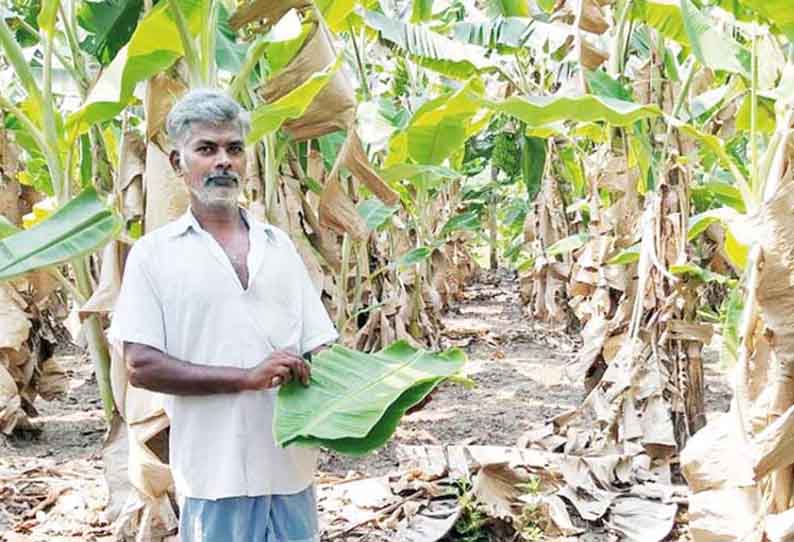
[126,342,310,395]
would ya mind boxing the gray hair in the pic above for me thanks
[165,89,250,147]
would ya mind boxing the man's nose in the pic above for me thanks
[214,148,232,170]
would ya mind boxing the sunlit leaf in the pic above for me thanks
[608,244,641,265]
[631,0,689,47]
[411,0,433,22]
[0,188,121,280]
[69,0,210,135]
[483,94,662,127]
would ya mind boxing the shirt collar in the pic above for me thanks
[168,207,276,244]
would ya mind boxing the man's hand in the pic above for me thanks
[244,351,311,390]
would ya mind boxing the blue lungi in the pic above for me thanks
[179,485,319,542]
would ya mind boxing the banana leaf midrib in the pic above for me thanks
[281,348,431,440]
[0,210,114,275]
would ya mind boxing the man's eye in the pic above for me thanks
[197,146,212,153]
[229,146,243,155]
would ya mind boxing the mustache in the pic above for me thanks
[203,172,241,187]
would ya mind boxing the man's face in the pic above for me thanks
[175,121,247,210]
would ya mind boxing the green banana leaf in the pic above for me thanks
[631,0,690,48]
[488,0,529,17]
[411,0,433,22]
[713,0,794,41]
[546,233,590,257]
[77,0,144,65]
[0,188,122,280]
[453,16,535,49]
[246,55,342,144]
[680,0,751,78]
[384,78,487,166]
[482,94,662,127]
[274,341,466,455]
[361,9,491,80]
[68,0,209,135]
[357,198,397,231]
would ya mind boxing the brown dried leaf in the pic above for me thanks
[606,496,677,542]
[228,0,309,31]
[261,23,355,140]
[319,176,368,240]
[143,141,189,233]
[0,284,31,350]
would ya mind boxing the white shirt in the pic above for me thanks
[108,208,338,500]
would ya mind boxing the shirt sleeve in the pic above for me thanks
[289,241,338,355]
[107,240,167,351]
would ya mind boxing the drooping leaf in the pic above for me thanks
[673,120,751,199]
[483,94,662,127]
[670,263,734,285]
[585,69,633,101]
[246,55,342,143]
[77,0,143,65]
[362,9,491,80]
[357,198,397,231]
[680,0,751,78]
[0,188,122,280]
[631,0,689,48]
[68,0,209,135]
[547,233,590,257]
[273,342,466,455]
[688,210,724,241]
[398,247,433,266]
[608,244,641,265]
[441,210,481,235]
[692,180,746,213]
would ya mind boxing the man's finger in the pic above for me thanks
[271,366,291,387]
[299,360,311,386]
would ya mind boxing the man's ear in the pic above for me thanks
[169,149,182,174]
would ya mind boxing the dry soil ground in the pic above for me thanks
[0,270,732,541]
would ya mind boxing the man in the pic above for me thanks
[110,89,338,542]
